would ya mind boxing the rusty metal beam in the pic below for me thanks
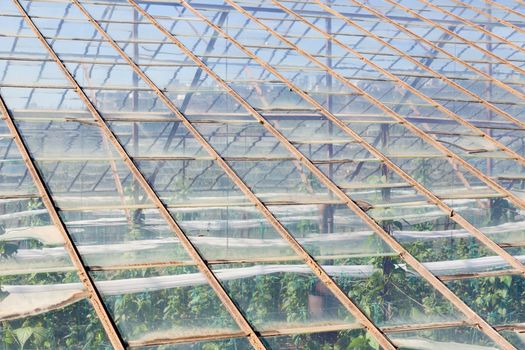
[274,0,525,274]
[11,1,267,348]
[382,320,469,333]
[127,322,368,348]
[127,317,525,348]
[437,268,522,281]
[130,318,517,348]
[137,0,517,348]
[74,0,397,348]
[0,82,126,350]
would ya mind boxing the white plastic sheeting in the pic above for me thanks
[2,255,523,320]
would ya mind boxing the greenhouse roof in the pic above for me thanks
[1,0,525,349]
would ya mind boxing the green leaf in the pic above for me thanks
[501,276,512,288]
[13,327,33,349]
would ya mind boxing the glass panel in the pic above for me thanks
[386,326,499,349]
[0,299,112,349]
[0,59,66,86]
[0,271,84,322]
[108,121,208,159]
[13,119,118,160]
[34,159,148,210]
[499,329,525,349]
[0,138,36,196]
[212,261,356,332]
[324,257,465,327]
[135,337,251,350]
[136,160,249,207]
[60,208,193,270]
[0,198,70,276]
[445,274,525,326]
[269,204,394,259]
[230,160,334,204]
[262,328,381,350]
[169,206,297,262]
[91,266,241,344]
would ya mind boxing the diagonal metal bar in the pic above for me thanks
[75,1,397,348]
[272,0,525,273]
[347,0,525,103]
[11,1,267,349]
[137,0,518,348]
[0,91,126,349]
[300,0,525,133]
[418,0,525,55]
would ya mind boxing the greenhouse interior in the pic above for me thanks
[1,0,525,349]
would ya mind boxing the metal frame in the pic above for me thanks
[298,0,525,211]
[184,3,516,348]
[2,0,523,348]
[379,0,525,76]
[378,0,525,74]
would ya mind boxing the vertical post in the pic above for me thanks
[324,4,334,234]
[485,4,494,210]
[132,8,139,157]
[132,8,142,233]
